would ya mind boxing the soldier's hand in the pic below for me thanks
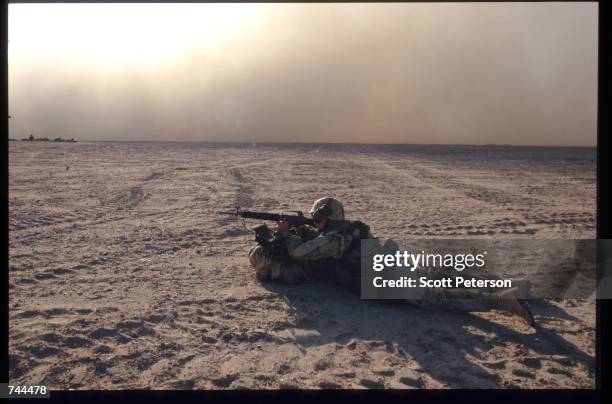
[298,224,319,239]
[297,224,308,236]
[277,220,290,234]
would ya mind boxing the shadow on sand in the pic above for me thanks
[259,280,594,388]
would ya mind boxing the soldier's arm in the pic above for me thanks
[284,233,348,260]
[297,224,320,240]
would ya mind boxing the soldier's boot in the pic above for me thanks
[513,279,532,298]
[486,288,536,327]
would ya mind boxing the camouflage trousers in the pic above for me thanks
[249,245,499,313]
[412,287,493,313]
[248,245,316,284]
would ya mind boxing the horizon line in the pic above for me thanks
[40,139,599,148]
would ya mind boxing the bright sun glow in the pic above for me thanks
[9,3,263,67]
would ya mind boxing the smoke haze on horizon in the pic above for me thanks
[8,3,598,146]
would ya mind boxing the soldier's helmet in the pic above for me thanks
[309,197,345,222]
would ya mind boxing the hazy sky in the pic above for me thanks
[9,3,597,146]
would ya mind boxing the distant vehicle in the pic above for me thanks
[21,134,77,142]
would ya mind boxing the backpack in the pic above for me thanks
[323,220,373,294]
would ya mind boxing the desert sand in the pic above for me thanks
[8,142,596,389]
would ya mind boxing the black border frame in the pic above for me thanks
[2,1,608,403]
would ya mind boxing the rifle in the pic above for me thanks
[217,207,315,227]
[217,207,316,259]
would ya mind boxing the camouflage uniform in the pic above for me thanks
[248,197,535,325]
[248,219,367,292]
[249,197,367,291]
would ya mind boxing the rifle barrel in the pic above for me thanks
[239,211,282,221]
[217,209,315,226]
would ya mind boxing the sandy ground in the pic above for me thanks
[8,142,596,389]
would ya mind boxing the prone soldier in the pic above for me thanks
[247,197,535,326]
